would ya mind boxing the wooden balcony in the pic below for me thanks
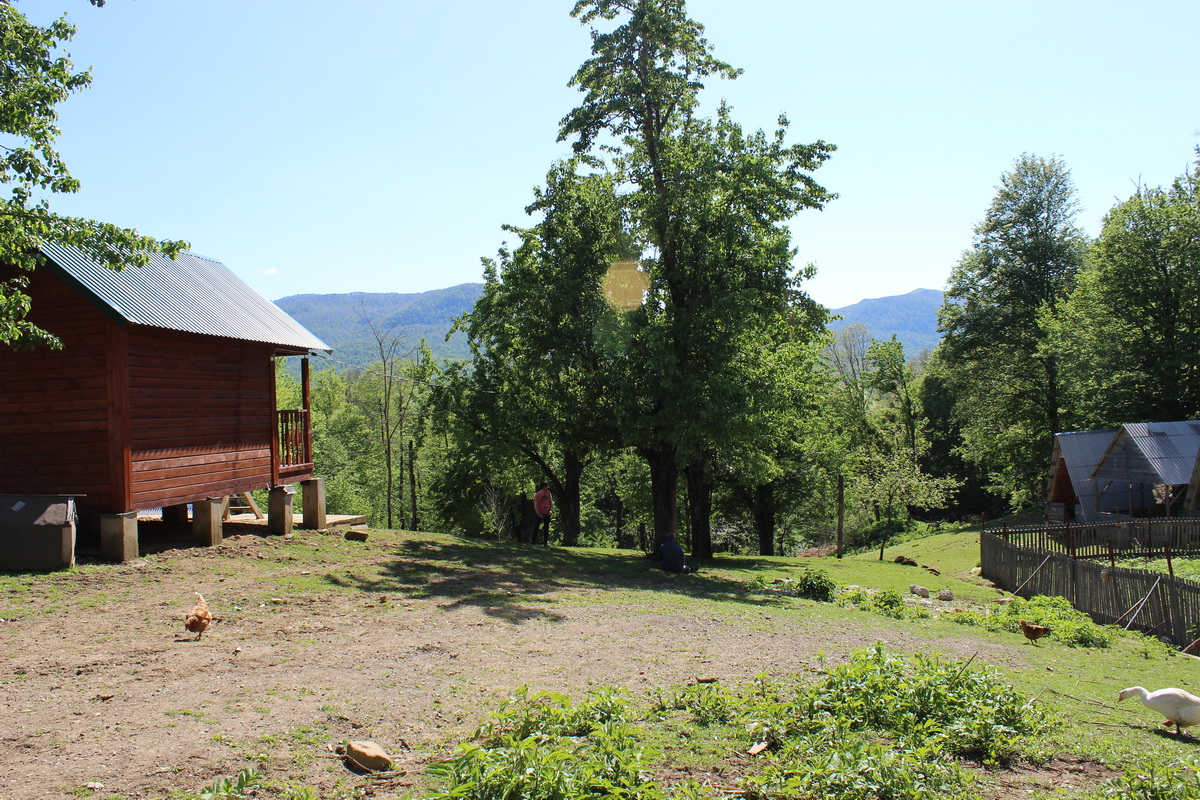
[276,408,314,482]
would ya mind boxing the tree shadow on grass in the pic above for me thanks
[323,535,806,623]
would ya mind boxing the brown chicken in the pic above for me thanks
[1019,619,1051,645]
[184,592,213,640]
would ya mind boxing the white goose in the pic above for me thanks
[1118,686,1200,735]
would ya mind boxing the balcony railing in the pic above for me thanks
[277,409,313,481]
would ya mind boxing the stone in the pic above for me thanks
[344,740,393,772]
[909,584,929,598]
[345,530,369,542]
[936,589,954,601]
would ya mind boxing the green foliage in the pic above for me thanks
[789,643,1045,765]
[937,153,1086,508]
[474,687,630,744]
[1092,754,1200,799]
[946,594,1112,648]
[650,682,739,725]
[197,769,261,800]
[864,588,927,620]
[428,687,659,800]
[0,3,186,349]
[1055,151,1200,426]
[431,646,1046,799]
[742,732,976,800]
[791,568,838,602]
[1116,555,1200,585]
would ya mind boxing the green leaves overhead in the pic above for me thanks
[0,3,186,349]
[937,154,1086,506]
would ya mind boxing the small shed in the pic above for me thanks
[0,243,331,563]
[1046,428,1125,523]
[1047,421,1200,523]
[1092,421,1200,517]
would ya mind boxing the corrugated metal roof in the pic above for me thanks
[1053,428,1125,521]
[1092,421,1200,485]
[39,241,330,354]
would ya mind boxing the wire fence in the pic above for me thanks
[981,520,1200,647]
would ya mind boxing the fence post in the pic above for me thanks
[1075,532,1084,606]
[1165,540,1185,645]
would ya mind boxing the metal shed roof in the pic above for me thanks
[1052,428,1122,522]
[1092,421,1200,486]
[40,241,331,354]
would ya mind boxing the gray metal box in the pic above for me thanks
[0,495,76,570]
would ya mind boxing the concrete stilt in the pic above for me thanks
[268,486,295,536]
[192,497,224,546]
[301,478,326,530]
[100,511,139,563]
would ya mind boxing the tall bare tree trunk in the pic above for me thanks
[408,439,419,531]
[753,482,775,556]
[685,458,713,559]
[643,445,679,549]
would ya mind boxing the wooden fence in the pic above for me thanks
[981,521,1200,646]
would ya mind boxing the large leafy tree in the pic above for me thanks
[938,154,1086,506]
[436,160,627,545]
[0,1,185,348]
[562,0,834,545]
[1056,153,1200,425]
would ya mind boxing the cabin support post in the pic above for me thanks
[162,504,189,525]
[193,497,224,546]
[100,512,138,563]
[268,485,294,535]
[301,478,326,530]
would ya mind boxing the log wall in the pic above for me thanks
[1,264,299,515]
[128,328,276,511]
[0,266,116,509]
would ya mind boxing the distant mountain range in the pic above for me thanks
[827,288,944,357]
[277,285,944,368]
[275,285,484,367]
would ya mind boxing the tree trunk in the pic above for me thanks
[384,443,394,530]
[408,440,419,531]
[685,458,713,559]
[642,445,679,549]
[559,449,585,547]
[753,482,776,556]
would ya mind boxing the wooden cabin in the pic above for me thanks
[0,242,331,563]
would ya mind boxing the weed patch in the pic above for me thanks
[946,594,1112,648]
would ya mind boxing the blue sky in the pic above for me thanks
[27,0,1200,310]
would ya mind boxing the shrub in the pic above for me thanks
[865,588,929,619]
[1094,754,1200,799]
[474,686,630,744]
[792,568,838,602]
[430,688,660,800]
[784,643,1045,765]
[742,733,976,800]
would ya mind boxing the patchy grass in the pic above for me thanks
[7,523,1200,798]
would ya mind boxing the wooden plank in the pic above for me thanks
[132,461,273,488]
[132,448,272,471]
[135,476,273,510]
[0,419,111,435]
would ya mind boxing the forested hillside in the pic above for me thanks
[275,284,483,365]
[279,284,940,366]
[270,2,1199,561]
[828,288,943,356]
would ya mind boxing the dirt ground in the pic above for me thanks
[0,526,1110,799]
